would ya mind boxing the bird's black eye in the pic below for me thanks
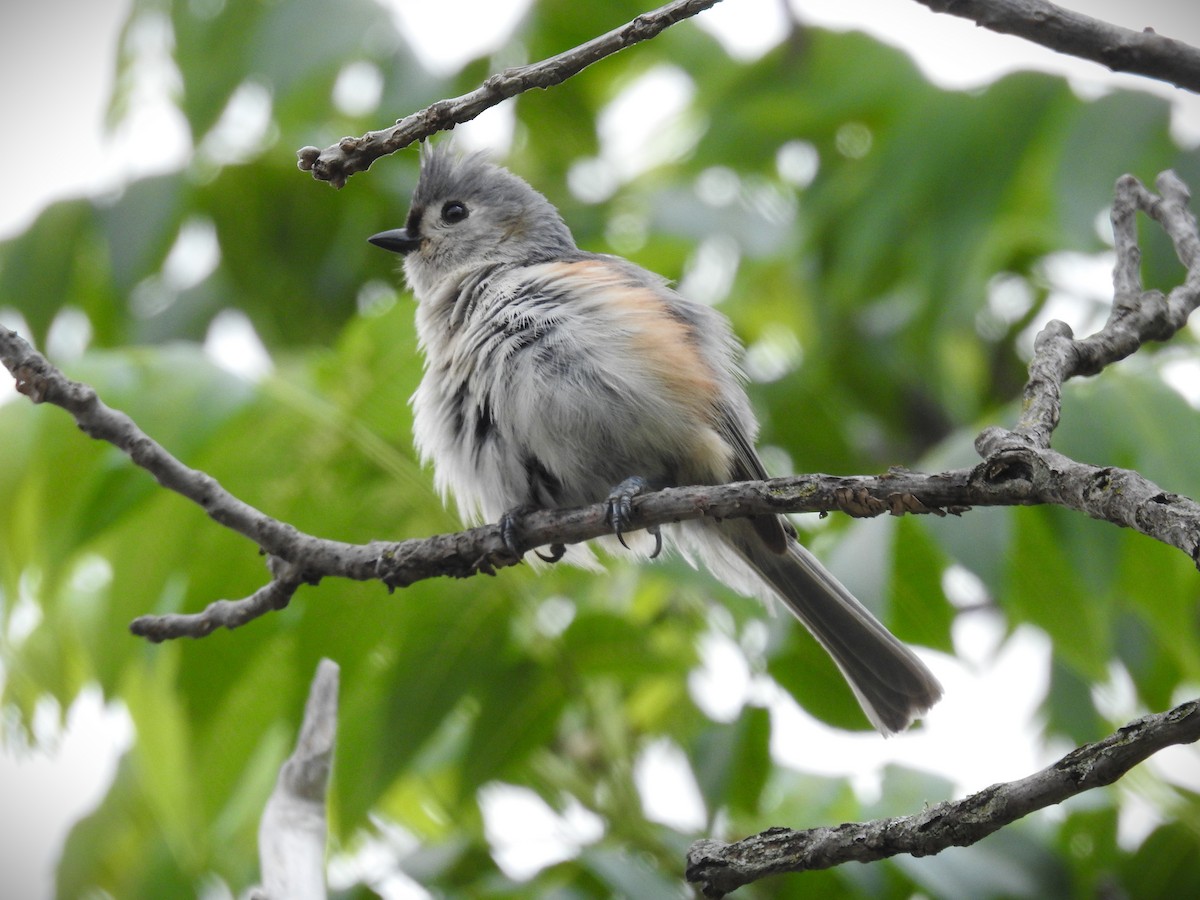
[441,201,468,224]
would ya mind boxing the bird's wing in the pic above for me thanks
[713,405,792,554]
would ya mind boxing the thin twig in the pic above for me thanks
[914,0,1200,93]
[296,0,723,187]
[685,698,1200,897]
[976,171,1200,456]
[129,563,305,642]
[296,0,1200,189]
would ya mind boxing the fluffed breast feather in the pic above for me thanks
[410,255,754,526]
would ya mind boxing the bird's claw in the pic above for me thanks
[536,543,567,563]
[605,476,662,559]
[501,507,565,564]
[498,508,525,561]
[646,525,663,560]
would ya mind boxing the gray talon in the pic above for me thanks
[536,543,566,563]
[647,525,663,560]
[605,476,659,558]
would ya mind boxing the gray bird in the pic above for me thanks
[369,145,942,733]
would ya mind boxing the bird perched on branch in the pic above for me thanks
[369,144,942,733]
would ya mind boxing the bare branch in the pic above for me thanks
[686,698,1200,897]
[296,0,1200,189]
[680,170,1200,895]
[0,328,376,579]
[913,0,1200,93]
[976,171,1200,456]
[129,560,306,642]
[296,0,723,188]
[253,658,339,900]
[2,172,1198,639]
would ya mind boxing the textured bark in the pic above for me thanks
[296,0,723,187]
[686,700,1200,896]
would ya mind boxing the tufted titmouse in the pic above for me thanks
[369,145,942,733]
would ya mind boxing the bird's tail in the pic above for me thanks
[691,518,943,734]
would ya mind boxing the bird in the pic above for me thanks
[368,143,942,733]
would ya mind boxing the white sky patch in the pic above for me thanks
[333,61,385,118]
[597,65,698,182]
[97,10,193,195]
[44,307,94,364]
[633,738,707,832]
[532,595,576,639]
[129,218,222,322]
[4,568,45,646]
[0,0,129,237]
[327,819,435,899]
[763,620,1054,800]
[0,311,32,407]
[164,217,221,292]
[567,156,621,205]
[1095,667,1163,850]
[198,79,276,166]
[694,166,740,207]
[775,139,820,188]
[356,279,400,317]
[479,783,604,880]
[204,308,274,381]
[1160,357,1200,407]
[941,563,991,612]
[1017,250,1119,357]
[450,98,517,156]
[695,0,791,60]
[1148,688,1200,795]
[0,687,133,900]
[689,630,752,722]
[983,272,1037,334]
[376,0,532,76]
[743,327,803,384]
[677,234,740,307]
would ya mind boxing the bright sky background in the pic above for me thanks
[0,0,1198,238]
[2,1,1200,897]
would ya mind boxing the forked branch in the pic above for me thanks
[2,171,1198,640]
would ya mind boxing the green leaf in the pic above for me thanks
[1117,821,1200,897]
[0,200,122,346]
[690,704,771,818]
[768,618,870,733]
[120,651,205,869]
[1043,656,1105,744]
[833,515,955,652]
[1006,507,1112,681]
[461,658,569,794]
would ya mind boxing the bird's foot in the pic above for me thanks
[605,476,663,560]
[498,506,566,564]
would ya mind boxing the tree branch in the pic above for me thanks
[296,0,1200,189]
[296,0,723,188]
[685,698,1200,897]
[679,172,1200,897]
[914,0,1200,93]
[1,172,1197,639]
[976,170,1200,456]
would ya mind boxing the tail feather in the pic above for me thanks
[692,519,943,734]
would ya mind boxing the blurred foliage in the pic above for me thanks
[3,0,1200,897]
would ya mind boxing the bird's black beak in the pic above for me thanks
[368,228,422,255]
